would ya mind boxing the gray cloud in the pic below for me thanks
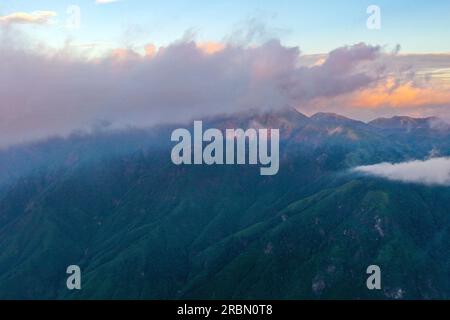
[0,29,385,147]
[353,157,450,186]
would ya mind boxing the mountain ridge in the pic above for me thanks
[0,107,450,299]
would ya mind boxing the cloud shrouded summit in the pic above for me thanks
[0,35,384,147]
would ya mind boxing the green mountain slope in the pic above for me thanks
[0,110,449,299]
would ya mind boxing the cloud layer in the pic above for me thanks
[0,30,386,147]
[353,157,450,186]
[1,21,450,148]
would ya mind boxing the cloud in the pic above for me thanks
[298,51,450,121]
[0,31,387,147]
[288,43,381,101]
[95,0,120,4]
[353,157,450,186]
[0,11,56,26]
[349,80,450,109]
[196,42,226,55]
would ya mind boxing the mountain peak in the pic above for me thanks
[369,115,442,130]
[311,112,350,120]
[310,112,365,126]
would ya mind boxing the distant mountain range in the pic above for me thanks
[1,109,450,299]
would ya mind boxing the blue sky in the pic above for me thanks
[2,0,450,53]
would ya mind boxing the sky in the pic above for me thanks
[2,0,450,53]
[1,0,450,147]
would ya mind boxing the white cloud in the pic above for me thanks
[353,157,450,186]
[0,11,56,26]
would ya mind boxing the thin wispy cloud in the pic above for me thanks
[0,11,56,26]
[353,157,450,186]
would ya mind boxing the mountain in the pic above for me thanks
[311,112,365,125]
[369,116,438,131]
[368,115,450,159]
[0,109,450,299]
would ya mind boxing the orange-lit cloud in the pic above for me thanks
[109,48,140,62]
[196,42,226,54]
[350,80,450,109]
[144,44,157,58]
